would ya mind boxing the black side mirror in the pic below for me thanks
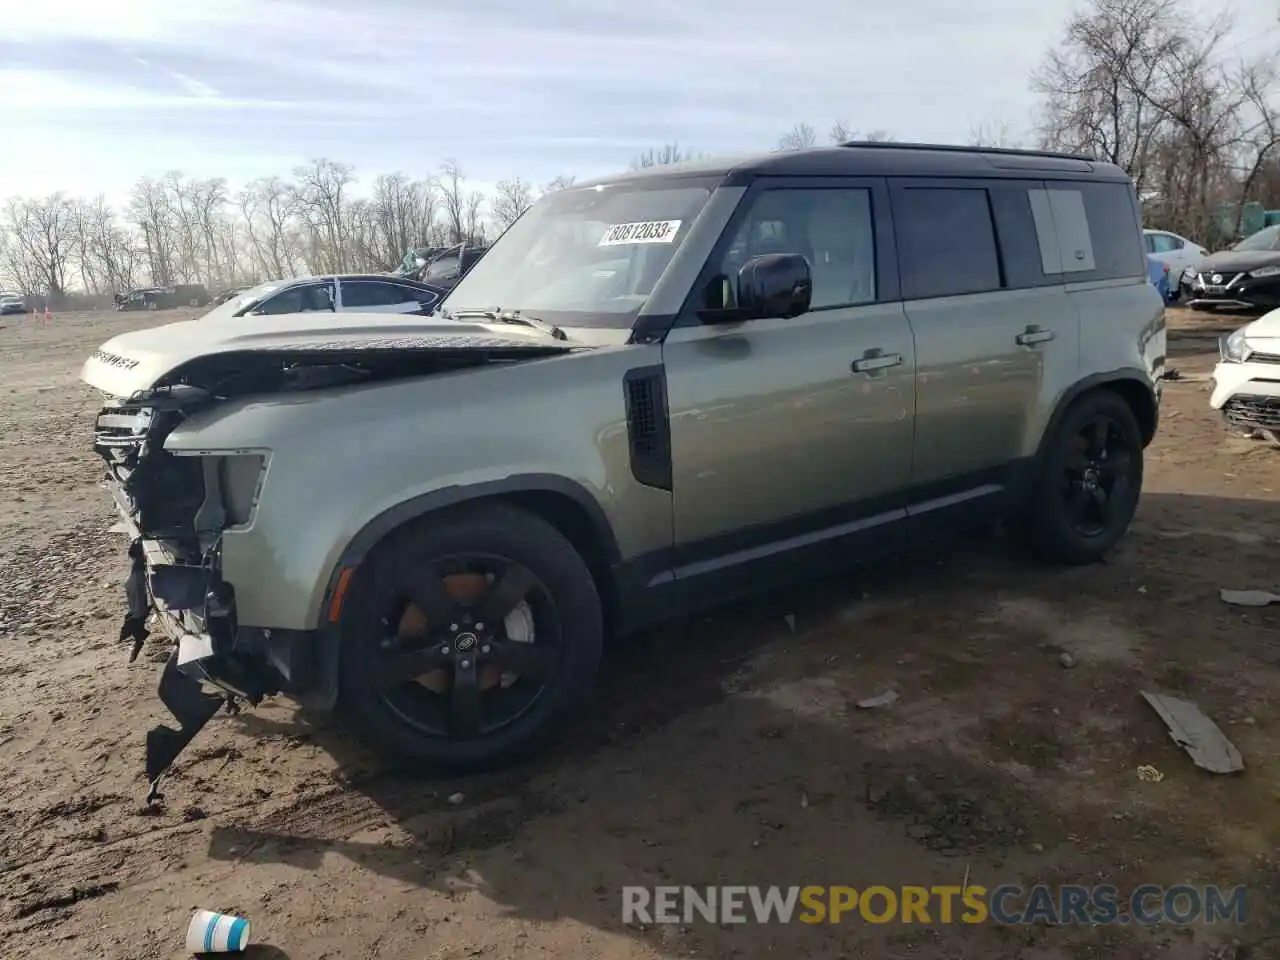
[697,253,812,324]
[738,253,811,319]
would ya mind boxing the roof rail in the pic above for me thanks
[838,140,1096,163]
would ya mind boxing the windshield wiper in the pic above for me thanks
[442,307,568,341]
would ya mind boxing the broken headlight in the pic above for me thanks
[216,453,268,528]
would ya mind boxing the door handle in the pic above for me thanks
[851,351,904,373]
[1016,326,1056,346]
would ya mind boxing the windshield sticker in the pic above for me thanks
[598,220,682,246]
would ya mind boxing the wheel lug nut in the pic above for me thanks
[441,646,450,655]
[481,645,490,654]
[449,623,458,632]
[460,660,471,669]
[475,622,485,631]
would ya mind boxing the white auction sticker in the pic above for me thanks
[598,220,682,246]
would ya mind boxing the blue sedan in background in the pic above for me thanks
[1147,255,1174,304]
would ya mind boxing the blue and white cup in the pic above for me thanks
[185,909,251,953]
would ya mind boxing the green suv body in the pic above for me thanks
[83,142,1165,793]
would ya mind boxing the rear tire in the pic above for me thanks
[1018,390,1144,564]
[337,503,603,770]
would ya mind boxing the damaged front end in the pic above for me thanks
[85,314,580,803]
[95,387,275,803]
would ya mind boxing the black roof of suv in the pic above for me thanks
[577,142,1131,189]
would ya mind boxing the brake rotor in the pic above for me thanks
[396,571,534,695]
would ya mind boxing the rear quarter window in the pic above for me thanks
[1029,181,1145,282]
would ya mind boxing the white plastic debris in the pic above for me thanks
[1220,588,1280,608]
[856,689,899,709]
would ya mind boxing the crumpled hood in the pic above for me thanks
[81,310,578,398]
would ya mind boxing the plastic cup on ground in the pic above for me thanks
[186,910,251,953]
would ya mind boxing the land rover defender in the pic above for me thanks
[82,142,1166,798]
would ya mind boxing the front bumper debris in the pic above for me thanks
[95,390,329,801]
[145,647,226,804]
[118,534,249,804]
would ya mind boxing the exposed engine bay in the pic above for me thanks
[86,321,579,802]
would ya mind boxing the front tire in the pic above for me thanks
[337,503,603,770]
[1020,390,1144,564]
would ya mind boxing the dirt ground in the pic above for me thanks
[1,305,1279,960]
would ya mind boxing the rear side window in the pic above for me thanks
[1029,182,1144,281]
[257,287,306,315]
[257,282,332,315]
[342,281,416,307]
[894,187,1002,300]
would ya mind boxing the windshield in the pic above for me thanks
[441,178,718,328]
[1233,226,1280,252]
[199,280,286,320]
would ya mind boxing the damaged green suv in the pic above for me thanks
[83,143,1166,798]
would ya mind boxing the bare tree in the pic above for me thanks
[777,122,817,151]
[1141,17,1251,241]
[542,175,576,194]
[830,125,895,144]
[968,120,1024,148]
[464,191,486,245]
[69,198,103,293]
[437,159,469,244]
[631,143,699,169]
[371,173,434,268]
[85,195,141,293]
[190,178,230,285]
[343,198,382,271]
[238,176,298,279]
[1031,0,1267,242]
[292,158,355,273]
[491,177,535,230]
[1234,60,1280,234]
[0,194,78,299]
[128,177,177,285]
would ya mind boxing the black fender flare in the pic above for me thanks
[302,474,621,712]
[1033,368,1160,468]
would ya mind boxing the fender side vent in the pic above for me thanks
[623,366,672,491]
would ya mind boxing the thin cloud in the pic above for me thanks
[0,0,1273,200]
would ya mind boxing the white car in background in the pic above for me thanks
[1210,308,1280,441]
[201,274,447,321]
[1143,229,1209,283]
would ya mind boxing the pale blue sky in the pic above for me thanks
[1,0,1276,206]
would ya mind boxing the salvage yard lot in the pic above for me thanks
[1,306,1278,960]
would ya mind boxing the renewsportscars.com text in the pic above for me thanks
[622,884,1247,926]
